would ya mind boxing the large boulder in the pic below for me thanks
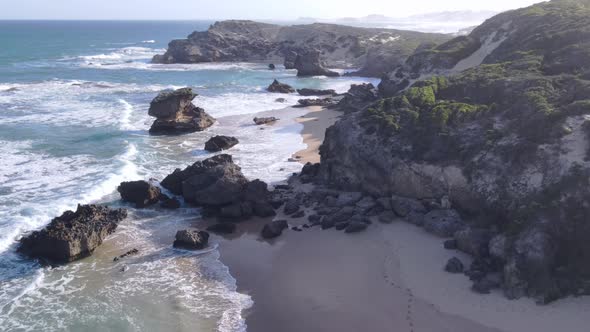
[267,79,295,93]
[204,136,239,152]
[261,220,289,239]
[294,49,339,77]
[253,117,279,125]
[148,88,215,135]
[454,227,493,257]
[18,205,127,263]
[297,98,337,107]
[117,180,161,208]
[173,229,209,250]
[337,83,379,112]
[423,209,464,238]
[161,154,248,206]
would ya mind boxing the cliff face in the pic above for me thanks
[153,20,449,77]
[321,0,590,302]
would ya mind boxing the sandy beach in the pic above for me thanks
[213,106,590,332]
[293,106,341,164]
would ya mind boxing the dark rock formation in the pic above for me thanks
[454,228,493,257]
[297,88,337,96]
[161,197,181,209]
[345,221,368,233]
[297,98,337,107]
[113,248,139,262]
[148,88,215,135]
[294,49,339,77]
[423,209,464,238]
[445,257,465,273]
[268,63,276,70]
[337,83,379,112]
[262,220,289,239]
[117,180,161,208]
[173,229,209,250]
[267,79,295,93]
[204,136,239,152]
[18,205,127,263]
[253,117,278,125]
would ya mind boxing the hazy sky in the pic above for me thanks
[0,0,547,20]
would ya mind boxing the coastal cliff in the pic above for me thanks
[153,20,449,77]
[320,0,590,302]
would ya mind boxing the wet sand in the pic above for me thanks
[292,106,341,164]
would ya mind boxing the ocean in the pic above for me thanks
[0,21,378,331]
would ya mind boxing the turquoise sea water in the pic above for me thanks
[0,21,378,331]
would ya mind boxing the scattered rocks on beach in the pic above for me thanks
[148,88,215,135]
[267,79,295,93]
[204,135,239,152]
[18,204,128,263]
[253,117,279,125]
[297,88,337,96]
[297,98,337,107]
[117,180,161,208]
[173,229,210,250]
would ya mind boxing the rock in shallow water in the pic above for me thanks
[18,204,128,263]
[173,229,209,250]
[117,180,161,208]
[253,117,279,125]
[204,136,239,152]
[267,79,295,93]
[261,220,289,239]
[148,88,215,135]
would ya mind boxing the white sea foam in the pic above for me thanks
[141,40,156,44]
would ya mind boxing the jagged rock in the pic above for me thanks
[336,192,363,206]
[161,197,181,209]
[345,221,368,233]
[321,218,336,230]
[173,229,209,250]
[207,223,237,234]
[267,79,295,93]
[117,180,161,208]
[376,197,392,210]
[161,154,248,205]
[297,98,337,107]
[275,98,287,103]
[472,274,502,294]
[113,248,139,262]
[308,214,322,224]
[423,209,464,238]
[337,83,379,112]
[301,162,321,178]
[454,228,493,257]
[148,88,215,135]
[330,206,355,223]
[220,201,254,219]
[445,257,465,274]
[268,63,276,70]
[292,210,305,218]
[283,199,301,215]
[253,201,276,217]
[253,117,279,125]
[297,88,337,96]
[204,136,239,152]
[489,234,510,261]
[18,205,127,263]
[391,195,426,217]
[261,220,288,239]
[355,196,377,214]
[294,49,339,77]
[284,50,297,69]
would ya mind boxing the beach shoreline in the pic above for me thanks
[214,105,590,332]
[292,106,341,164]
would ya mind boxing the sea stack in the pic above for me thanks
[148,88,215,135]
[294,49,339,77]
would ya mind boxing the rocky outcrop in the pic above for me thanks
[297,88,337,96]
[153,20,448,78]
[204,136,239,152]
[148,88,215,135]
[113,248,139,262]
[117,180,161,208]
[253,117,278,125]
[18,205,127,263]
[319,0,590,302]
[173,229,209,250]
[337,83,379,112]
[294,49,339,77]
[161,154,276,221]
[297,98,337,108]
[267,80,295,93]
